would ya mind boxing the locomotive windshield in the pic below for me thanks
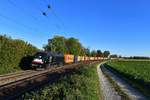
[34,52,47,59]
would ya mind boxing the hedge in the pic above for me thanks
[0,35,38,74]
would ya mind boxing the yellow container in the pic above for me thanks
[64,54,74,64]
[90,57,94,61]
[84,56,89,61]
[77,56,81,62]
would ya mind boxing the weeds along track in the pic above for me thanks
[0,71,27,77]
[0,61,98,100]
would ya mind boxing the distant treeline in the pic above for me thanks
[109,54,150,60]
[123,56,150,59]
[43,35,110,57]
[0,35,38,74]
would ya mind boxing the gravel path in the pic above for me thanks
[97,63,121,100]
[97,63,148,100]
[101,64,148,100]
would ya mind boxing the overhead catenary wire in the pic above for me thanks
[39,1,63,29]
[6,0,54,34]
[46,0,67,30]
[43,0,52,10]
[0,13,42,33]
[44,0,50,5]
[38,0,52,16]
[34,3,43,13]
[4,0,67,33]
[7,0,40,21]
[52,11,66,29]
[41,1,67,30]
[43,9,63,30]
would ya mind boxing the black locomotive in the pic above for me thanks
[31,52,64,69]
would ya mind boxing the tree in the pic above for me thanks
[110,54,118,58]
[44,36,67,54]
[66,37,85,55]
[96,50,102,57]
[85,48,91,56]
[103,51,110,57]
[43,36,86,55]
[118,55,122,58]
[91,50,97,57]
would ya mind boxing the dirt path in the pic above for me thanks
[97,63,148,100]
[97,63,121,100]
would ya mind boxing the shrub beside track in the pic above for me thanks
[0,35,38,74]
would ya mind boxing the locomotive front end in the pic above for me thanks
[31,52,46,69]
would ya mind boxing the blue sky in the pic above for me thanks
[0,0,150,56]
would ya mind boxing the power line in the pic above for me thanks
[7,0,40,21]
[44,0,52,5]
[40,1,66,29]
[33,3,43,12]
[44,0,50,5]
[40,0,52,17]
[52,11,67,29]
[6,0,51,34]
[43,0,66,29]
[38,0,60,28]
[0,13,42,33]
[35,0,68,31]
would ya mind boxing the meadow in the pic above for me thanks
[105,60,150,98]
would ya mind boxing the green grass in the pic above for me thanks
[105,60,150,98]
[21,63,101,100]
[0,67,21,75]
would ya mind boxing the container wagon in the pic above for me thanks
[31,52,106,70]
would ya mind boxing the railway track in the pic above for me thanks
[0,62,97,100]
[0,70,36,86]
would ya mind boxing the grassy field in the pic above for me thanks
[20,63,101,100]
[105,60,150,98]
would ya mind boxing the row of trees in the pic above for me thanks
[123,56,150,59]
[108,54,150,59]
[89,50,110,57]
[43,36,110,57]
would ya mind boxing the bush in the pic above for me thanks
[0,35,38,74]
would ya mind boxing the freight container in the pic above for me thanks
[81,56,85,61]
[94,57,98,60]
[103,57,108,60]
[77,56,82,62]
[90,57,94,61]
[74,56,78,63]
[84,56,89,61]
[100,57,103,60]
[64,54,74,64]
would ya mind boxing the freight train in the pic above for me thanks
[31,52,106,69]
